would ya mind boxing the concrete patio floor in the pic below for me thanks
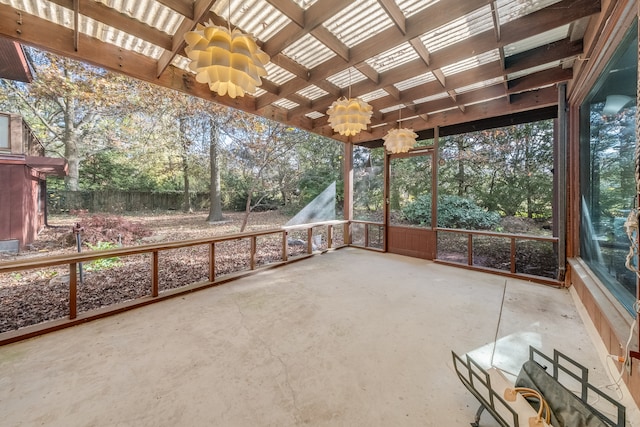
[0,248,638,426]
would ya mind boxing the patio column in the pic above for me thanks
[343,141,353,245]
[555,82,568,282]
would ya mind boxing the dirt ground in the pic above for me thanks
[0,210,294,333]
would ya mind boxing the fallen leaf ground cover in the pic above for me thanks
[0,210,293,333]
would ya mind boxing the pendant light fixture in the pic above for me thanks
[327,69,373,136]
[383,108,417,153]
[183,3,269,99]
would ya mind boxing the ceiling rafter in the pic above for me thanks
[258,0,598,111]
[47,0,172,50]
[156,0,217,77]
[156,0,194,20]
[0,0,599,146]
[377,0,406,35]
[257,0,489,109]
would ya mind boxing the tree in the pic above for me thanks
[0,49,138,190]
[225,118,303,231]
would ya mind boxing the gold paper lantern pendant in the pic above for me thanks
[383,128,418,153]
[327,97,373,136]
[184,22,269,98]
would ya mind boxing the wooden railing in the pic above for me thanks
[0,220,347,345]
[349,220,384,251]
[435,228,560,285]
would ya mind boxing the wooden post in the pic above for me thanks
[383,149,390,252]
[250,236,257,270]
[364,223,370,248]
[467,234,473,266]
[69,262,77,319]
[152,251,159,297]
[328,224,333,249]
[510,238,517,274]
[343,141,354,245]
[307,228,313,254]
[282,231,288,262]
[209,243,215,282]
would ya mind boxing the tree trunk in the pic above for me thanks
[207,118,224,222]
[179,117,191,213]
[456,136,465,197]
[240,184,254,232]
[182,153,191,212]
[63,96,81,191]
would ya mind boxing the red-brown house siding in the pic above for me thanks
[0,162,45,248]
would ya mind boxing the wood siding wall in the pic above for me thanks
[0,163,44,247]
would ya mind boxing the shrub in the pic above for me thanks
[85,241,123,272]
[402,195,500,230]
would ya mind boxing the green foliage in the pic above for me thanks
[85,241,123,272]
[438,121,553,219]
[80,150,157,191]
[403,195,501,230]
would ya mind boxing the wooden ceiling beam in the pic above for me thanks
[339,85,559,144]
[265,0,304,27]
[156,0,217,77]
[507,67,573,94]
[262,0,346,56]
[259,0,596,111]
[356,62,379,84]
[377,0,406,35]
[47,0,172,51]
[156,0,194,19]
[312,26,349,61]
[0,4,261,112]
[504,38,583,74]
[257,0,487,108]
[409,38,430,66]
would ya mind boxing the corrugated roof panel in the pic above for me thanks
[211,0,290,42]
[264,62,296,85]
[323,0,394,48]
[413,92,450,104]
[441,50,500,76]
[326,67,368,89]
[507,60,561,80]
[4,0,71,27]
[365,42,419,73]
[396,0,441,18]
[253,87,268,97]
[282,34,336,69]
[96,0,182,35]
[82,16,163,59]
[504,25,570,57]
[360,89,389,103]
[297,85,329,100]
[273,99,300,109]
[394,72,437,91]
[305,111,325,119]
[380,104,405,114]
[497,0,561,24]
[420,5,493,53]
[454,77,504,94]
[171,55,192,72]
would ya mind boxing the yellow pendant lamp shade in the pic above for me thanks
[327,97,373,136]
[383,128,418,153]
[184,23,270,98]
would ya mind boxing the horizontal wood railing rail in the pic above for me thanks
[0,220,348,345]
[435,228,560,286]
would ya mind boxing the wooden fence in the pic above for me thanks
[47,190,210,213]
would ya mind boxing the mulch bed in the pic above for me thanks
[0,210,301,333]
